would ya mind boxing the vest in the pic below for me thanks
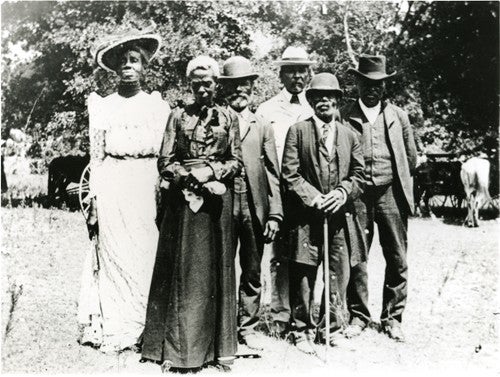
[361,112,393,186]
[318,143,339,194]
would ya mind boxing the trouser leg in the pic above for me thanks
[269,237,291,323]
[346,194,374,325]
[289,261,317,339]
[236,192,264,336]
[375,184,408,326]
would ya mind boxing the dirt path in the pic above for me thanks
[1,208,498,374]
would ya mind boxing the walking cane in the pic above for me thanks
[323,216,330,360]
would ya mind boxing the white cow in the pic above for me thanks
[460,157,491,227]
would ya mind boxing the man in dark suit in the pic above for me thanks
[219,56,283,350]
[341,55,417,342]
[281,73,366,354]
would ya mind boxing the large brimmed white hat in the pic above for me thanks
[275,46,316,67]
[94,31,161,73]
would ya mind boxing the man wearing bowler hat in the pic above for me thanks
[255,46,315,337]
[341,55,417,342]
[281,73,365,353]
[219,56,283,350]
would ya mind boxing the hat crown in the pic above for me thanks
[281,46,309,61]
[357,54,387,75]
[308,73,341,91]
[221,56,254,78]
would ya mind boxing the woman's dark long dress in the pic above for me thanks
[142,103,242,369]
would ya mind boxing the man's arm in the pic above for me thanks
[262,120,283,221]
[398,108,418,176]
[337,132,366,202]
[281,123,322,207]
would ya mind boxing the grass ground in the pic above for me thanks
[1,207,499,375]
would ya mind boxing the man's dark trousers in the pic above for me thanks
[233,188,265,335]
[289,219,350,340]
[348,182,408,326]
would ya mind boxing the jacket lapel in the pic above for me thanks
[304,119,324,193]
[335,124,349,178]
[240,113,256,142]
[347,102,366,134]
[383,102,399,145]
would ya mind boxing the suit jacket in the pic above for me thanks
[281,117,367,267]
[238,110,283,226]
[255,89,314,167]
[341,100,418,213]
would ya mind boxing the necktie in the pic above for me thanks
[290,94,300,104]
[321,123,330,146]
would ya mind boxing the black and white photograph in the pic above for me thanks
[1,1,498,375]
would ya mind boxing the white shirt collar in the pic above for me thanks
[236,107,251,121]
[313,115,334,130]
[281,88,308,106]
[358,99,381,125]
[313,115,336,155]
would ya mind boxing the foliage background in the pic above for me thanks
[1,1,498,166]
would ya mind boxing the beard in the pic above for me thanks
[229,95,249,111]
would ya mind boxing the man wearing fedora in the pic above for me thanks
[255,46,315,337]
[219,56,283,351]
[341,55,417,342]
[281,73,365,353]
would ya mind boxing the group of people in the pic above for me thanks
[77,29,417,373]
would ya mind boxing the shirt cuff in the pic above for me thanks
[311,194,323,208]
[336,187,347,205]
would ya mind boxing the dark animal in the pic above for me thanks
[47,155,89,208]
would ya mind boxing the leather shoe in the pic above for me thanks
[295,333,316,355]
[383,323,405,342]
[343,317,367,338]
[241,333,264,351]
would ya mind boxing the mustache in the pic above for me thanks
[228,93,249,100]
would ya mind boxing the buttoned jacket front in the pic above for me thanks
[281,118,367,266]
[237,109,283,226]
[340,101,418,213]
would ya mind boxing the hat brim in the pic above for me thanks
[96,34,161,73]
[276,59,316,67]
[306,87,343,98]
[347,68,397,81]
[218,73,259,81]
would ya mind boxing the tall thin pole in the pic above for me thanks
[323,217,330,359]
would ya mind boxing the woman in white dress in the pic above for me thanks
[77,31,170,353]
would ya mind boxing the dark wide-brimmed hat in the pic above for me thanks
[305,72,343,99]
[218,56,259,81]
[275,46,316,67]
[94,30,161,72]
[347,54,396,81]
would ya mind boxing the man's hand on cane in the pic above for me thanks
[318,189,347,214]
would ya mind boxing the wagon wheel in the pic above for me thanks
[428,194,445,209]
[492,195,500,210]
[78,164,91,219]
[450,195,464,209]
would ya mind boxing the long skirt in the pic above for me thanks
[77,157,159,352]
[142,185,237,368]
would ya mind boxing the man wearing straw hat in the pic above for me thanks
[341,55,417,342]
[256,46,315,337]
[219,56,283,351]
[281,72,366,354]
